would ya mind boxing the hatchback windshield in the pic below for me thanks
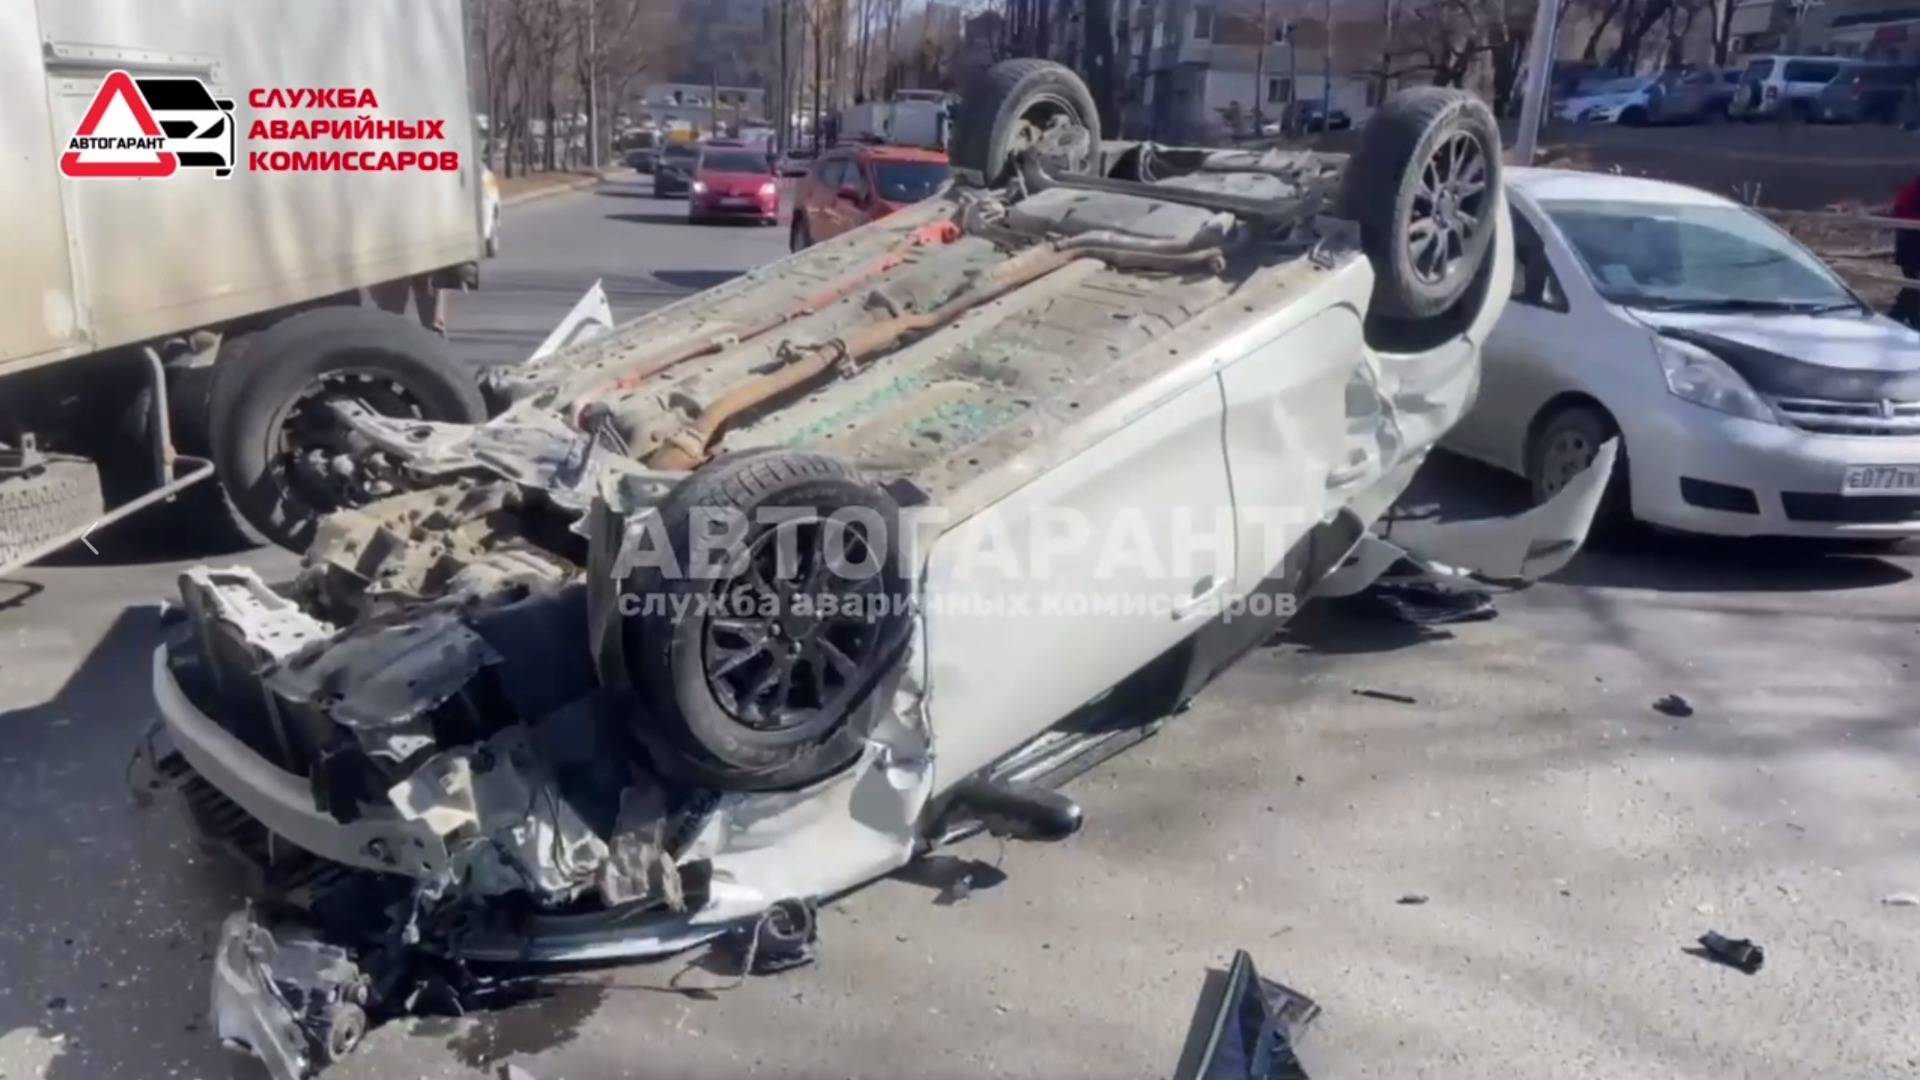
[1541,198,1857,312]
[702,150,769,173]
[662,144,698,164]
[872,160,951,202]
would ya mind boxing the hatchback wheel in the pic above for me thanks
[1528,403,1631,525]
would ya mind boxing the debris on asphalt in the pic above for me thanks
[1653,694,1695,718]
[726,899,819,976]
[1344,578,1498,626]
[1882,893,1920,907]
[1693,931,1765,974]
[44,996,66,1011]
[1396,894,1430,906]
[1172,949,1319,1080]
[1353,688,1418,705]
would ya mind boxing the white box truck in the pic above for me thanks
[1,0,491,570]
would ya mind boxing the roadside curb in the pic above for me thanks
[501,167,623,208]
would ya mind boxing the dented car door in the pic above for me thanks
[920,375,1237,790]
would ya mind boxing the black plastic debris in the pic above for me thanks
[1396,894,1430,906]
[728,898,818,976]
[1352,689,1417,706]
[1693,931,1764,974]
[1173,949,1320,1080]
[1344,578,1497,627]
[1654,694,1695,719]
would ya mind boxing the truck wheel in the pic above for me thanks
[619,450,912,791]
[207,306,486,551]
[953,59,1102,185]
[0,456,105,568]
[1339,87,1502,322]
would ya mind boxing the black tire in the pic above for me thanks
[1620,105,1648,126]
[165,355,269,550]
[1339,87,1502,322]
[1527,403,1629,522]
[0,456,104,568]
[790,214,812,252]
[621,450,911,791]
[953,59,1102,184]
[207,306,486,551]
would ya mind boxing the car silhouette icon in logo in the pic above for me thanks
[60,70,235,179]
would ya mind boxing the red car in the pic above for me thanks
[688,146,780,226]
[789,145,952,250]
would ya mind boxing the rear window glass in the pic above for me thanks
[662,144,699,162]
[1783,60,1842,82]
[702,151,768,173]
[872,161,951,202]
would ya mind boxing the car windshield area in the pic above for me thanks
[1541,198,1858,312]
[702,151,769,174]
[871,160,951,202]
[1579,76,1650,95]
[662,145,698,164]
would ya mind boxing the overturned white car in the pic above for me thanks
[147,63,1612,1078]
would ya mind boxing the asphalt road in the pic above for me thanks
[2,181,1918,1080]
[449,172,790,369]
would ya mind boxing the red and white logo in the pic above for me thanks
[60,69,236,179]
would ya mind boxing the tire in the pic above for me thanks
[207,306,486,551]
[953,59,1102,184]
[1620,106,1648,126]
[0,456,104,568]
[790,214,812,252]
[1527,403,1629,523]
[620,450,912,791]
[1339,87,1502,322]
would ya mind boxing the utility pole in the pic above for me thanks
[1254,0,1270,137]
[1320,0,1333,127]
[1379,0,1395,109]
[811,1,824,153]
[780,0,792,152]
[587,0,599,168]
[1512,0,1562,163]
[1287,17,1298,132]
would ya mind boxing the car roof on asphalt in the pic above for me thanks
[1508,167,1733,209]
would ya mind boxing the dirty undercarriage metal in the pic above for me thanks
[146,96,1593,1077]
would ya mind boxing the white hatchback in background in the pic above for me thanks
[1555,74,1659,124]
[1447,168,1920,540]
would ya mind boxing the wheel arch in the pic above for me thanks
[1523,391,1619,478]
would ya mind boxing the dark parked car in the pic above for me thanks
[1814,63,1917,123]
[653,142,699,197]
[1285,99,1352,132]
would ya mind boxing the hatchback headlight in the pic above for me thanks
[759,181,777,197]
[1654,337,1777,424]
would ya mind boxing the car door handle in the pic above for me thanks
[1171,575,1228,620]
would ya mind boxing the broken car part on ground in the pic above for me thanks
[143,63,1616,1078]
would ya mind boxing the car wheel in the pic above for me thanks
[1620,106,1648,126]
[619,449,913,791]
[1528,403,1629,521]
[790,214,812,251]
[207,306,487,551]
[1339,86,1502,322]
[953,58,1102,185]
[0,454,104,568]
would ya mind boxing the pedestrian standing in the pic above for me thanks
[1891,173,1920,330]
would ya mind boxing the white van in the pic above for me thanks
[1730,54,1859,118]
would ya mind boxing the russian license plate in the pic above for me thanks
[1842,464,1920,495]
[723,196,754,208]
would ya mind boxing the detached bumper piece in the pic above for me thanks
[1173,949,1321,1080]
[211,911,369,1080]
